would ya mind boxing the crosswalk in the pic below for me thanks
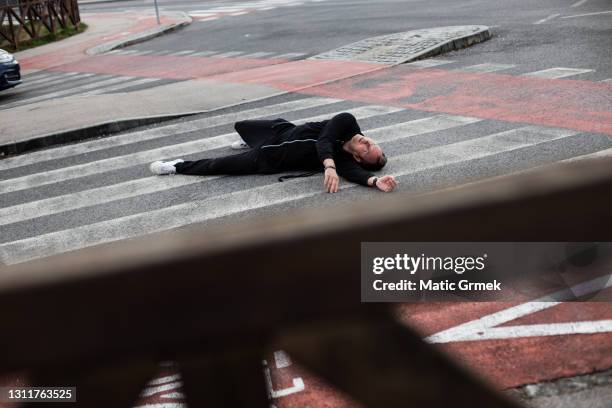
[407,59,607,80]
[107,48,310,60]
[185,0,329,20]
[0,71,181,110]
[1,95,611,265]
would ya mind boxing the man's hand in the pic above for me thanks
[324,167,340,193]
[375,175,397,192]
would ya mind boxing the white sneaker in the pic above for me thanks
[149,159,184,175]
[231,140,250,150]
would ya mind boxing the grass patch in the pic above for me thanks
[1,22,88,52]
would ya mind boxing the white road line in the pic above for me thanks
[273,351,292,368]
[211,51,245,58]
[0,104,395,194]
[450,321,612,341]
[0,125,581,264]
[240,51,275,58]
[458,63,515,73]
[19,72,56,82]
[82,77,162,96]
[129,50,155,56]
[188,11,218,17]
[561,147,612,163]
[194,16,220,21]
[0,113,479,226]
[602,79,612,83]
[521,67,594,79]
[3,73,99,101]
[229,11,249,15]
[0,97,341,171]
[169,50,197,56]
[17,72,85,90]
[561,10,612,18]
[273,52,306,59]
[155,50,176,56]
[534,13,560,24]
[189,51,218,57]
[5,75,135,108]
[570,0,589,7]
[117,50,141,55]
[147,374,182,386]
[426,273,612,343]
[406,59,455,68]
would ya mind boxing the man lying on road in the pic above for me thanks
[150,112,397,193]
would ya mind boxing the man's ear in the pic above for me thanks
[353,153,362,162]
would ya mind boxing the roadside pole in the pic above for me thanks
[154,0,161,25]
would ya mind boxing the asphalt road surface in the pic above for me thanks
[1,0,611,407]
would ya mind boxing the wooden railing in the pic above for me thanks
[0,0,80,49]
[0,157,610,407]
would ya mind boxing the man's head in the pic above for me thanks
[348,134,387,171]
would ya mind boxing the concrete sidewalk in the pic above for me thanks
[0,10,282,155]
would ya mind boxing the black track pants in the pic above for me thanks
[175,150,259,175]
[175,119,292,176]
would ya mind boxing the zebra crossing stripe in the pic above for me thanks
[82,77,162,96]
[0,97,341,170]
[0,104,396,194]
[168,50,197,56]
[0,113,480,227]
[190,51,218,57]
[20,72,56,82]
[18,72,84,90]
[8,72,96,94]
[241,52,275,58]
[0,125,581,265]
[212,51,246,58]
[5,75,136,108]
[459,63,516,73]
[521,67,594,79]
[406,59,455,68]
[274,53,306,59]
[602,79,612,83]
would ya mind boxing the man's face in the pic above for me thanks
[351,134,382,164]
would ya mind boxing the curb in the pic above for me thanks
[0,91,290,157]
[0,113,197,157]
[86,12,192,55]
[0,26,490,158]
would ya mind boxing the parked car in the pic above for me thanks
[0,48,21,91]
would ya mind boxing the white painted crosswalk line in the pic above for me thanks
[0,97,341,170]
[406,59,455,68]
[6,75,136,108]
[212,51,246,58]
[18,72,86,90]
[20,72,57,82]
[274,53,306,59]
[3,73,99,100]
[82,77,162,96]
[0,113,482,227]
[602,79,612,83]
[0,125,581,265]
[521,67,594,79]
[169,50,197,56]
[240,52,275,58]
[0,105,397,194]
[190,51,218,57]
[459,63,515,73]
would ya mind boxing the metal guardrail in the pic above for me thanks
[0,157,611,407]
[0,0,80,49]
